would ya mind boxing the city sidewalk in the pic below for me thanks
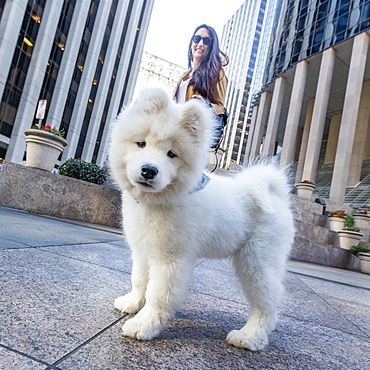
[1,206,369,369]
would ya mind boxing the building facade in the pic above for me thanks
[0,0,154,166]
[133,51,186,100]
[220,0,279,168]
[244,0,370,207]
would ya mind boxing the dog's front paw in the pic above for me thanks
[121,308,166,340]
[114,293,145,314]
[226,329,268,352]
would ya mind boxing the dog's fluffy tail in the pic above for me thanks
[239,160,293,214]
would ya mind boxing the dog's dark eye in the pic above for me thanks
[137,142,146,148]
[167,150,176,158]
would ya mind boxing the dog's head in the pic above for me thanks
[109,88,214,204]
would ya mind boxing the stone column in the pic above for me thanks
[347,80,370,185]
[81,0,131,162]
[301,47,336,182]
[243,104,259,164]
[250,91,271,158]
[6,1,64,163]
[62,0,113,161]
[280,61,308,166]
[0,0,28,102]
[46,1,91,128]
[97,0,150,166]
[296,98,314,183]
[330,33,369,205]
[121,0,152,107]
[324,114,341,163]
[261,77,286,158]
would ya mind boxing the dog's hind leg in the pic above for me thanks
[114,250,149,314]
[226,246,285,351]
[121,256,194,340]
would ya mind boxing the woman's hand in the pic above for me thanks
[191,94,205,101]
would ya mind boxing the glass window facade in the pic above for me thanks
[34,0,77,127]
[220,0,277,166]
[0,0,154,165]
[230,5,265,162]
[0,0,5,22]
[0,0,46,138]
[92,0,135,163]
[264,0,370,85]
[119,0,148,111]
[75,0,117,159]
[59,0,100,138]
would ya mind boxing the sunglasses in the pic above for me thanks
[192,35,213,45]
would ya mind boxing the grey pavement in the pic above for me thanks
[1,206,369,369]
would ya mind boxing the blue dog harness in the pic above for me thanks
[190,173,210,194]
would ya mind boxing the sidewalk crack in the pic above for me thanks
[0,343,51,367]
[45,314,128,369]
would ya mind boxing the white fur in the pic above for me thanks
[109,88,295,351]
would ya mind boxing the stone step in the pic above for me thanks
[294,219,339,248]
[291,194,327,226]
[290,237,360,271]
[291,195,364,271]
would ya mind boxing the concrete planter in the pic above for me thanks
[0,161,121,228]
[25,129,68,172]
[328,216,346,232]
[338,229,363,250]
[358,252,370,274]
[353,213,370,230]
[296,182,316,200]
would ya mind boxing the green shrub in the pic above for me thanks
[350,245,370,256]
[59,158,106,185]
[344,214,358,231]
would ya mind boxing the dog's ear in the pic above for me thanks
[180,100,210,134]
[132,88,170,115]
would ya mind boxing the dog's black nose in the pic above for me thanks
[141,164,158,180]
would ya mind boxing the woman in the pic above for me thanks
[174,24,229,116]
[174,25,229,149]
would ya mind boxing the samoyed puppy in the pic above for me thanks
[109,88,295,351]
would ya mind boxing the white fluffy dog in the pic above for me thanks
[109,88,295,351]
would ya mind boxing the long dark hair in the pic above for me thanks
[187,24,229,105]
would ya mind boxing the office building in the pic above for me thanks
[220,0,278,168]
[133,51,186,100]
[0,0,154,166]
[243,0,370,207]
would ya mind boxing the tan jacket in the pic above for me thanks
[174,68,228,115]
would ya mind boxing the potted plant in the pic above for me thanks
[338,214,363,250]
[296,180,316,199]
[24,124,68,172]
[350,245,370,275]
[353,205,370,230]
[328,210,346,232]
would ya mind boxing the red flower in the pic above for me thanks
[42,125,52,130]
[357,209,368,214]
